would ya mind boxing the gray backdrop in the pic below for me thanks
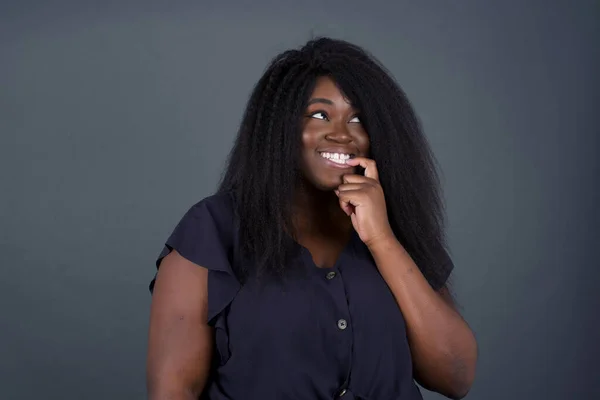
[1,1,598,399]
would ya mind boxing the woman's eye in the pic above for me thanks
[349,116,361,123]
[310,112,328,120]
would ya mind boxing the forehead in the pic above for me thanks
[309,76,351,104]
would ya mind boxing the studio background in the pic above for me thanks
[1,1,598,399]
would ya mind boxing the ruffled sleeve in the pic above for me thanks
[149,192,241,326]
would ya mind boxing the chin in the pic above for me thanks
[316,184,338,192]
[300,164,352,192]
[311,179,342,192]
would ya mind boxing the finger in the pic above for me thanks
[335,190,354,215]
[337,183,368,192]
[336,189,367,208]
[341,174,378,185]
[346,157,379,181]
[340,199,353,216]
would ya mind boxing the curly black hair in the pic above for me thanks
[218,37,451,287]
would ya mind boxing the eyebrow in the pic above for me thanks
[307,98,334,106]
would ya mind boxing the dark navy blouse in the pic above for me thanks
[150,192,453,400]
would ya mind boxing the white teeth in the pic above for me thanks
[320,152,352,164]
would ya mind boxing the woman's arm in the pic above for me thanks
[367,237,477,399]
[336,157,477,399]
[335,157,477,399]
[147,250,213,400]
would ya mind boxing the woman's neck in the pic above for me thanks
[292,183,352,238]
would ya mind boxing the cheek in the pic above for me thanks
[299,133,315,169]
[301,130,318,152]
[348,125,369,151]
[357,133,370,155]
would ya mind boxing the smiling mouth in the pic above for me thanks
[319,152,355,165]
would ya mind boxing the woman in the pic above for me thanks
[147,37,477,399]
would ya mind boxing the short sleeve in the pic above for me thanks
[428,247,454,291]
[149,192,241,326]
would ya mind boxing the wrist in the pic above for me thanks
[365,231,399,254]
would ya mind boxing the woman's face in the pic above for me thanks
[299,76,370,191]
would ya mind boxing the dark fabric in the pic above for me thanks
[150,192,453,400]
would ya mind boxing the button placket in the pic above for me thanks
[324,256,352,400]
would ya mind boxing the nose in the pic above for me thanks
[325,123,352,144]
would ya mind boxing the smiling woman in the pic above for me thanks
[147,38,477,400]
[300,77,370,190]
